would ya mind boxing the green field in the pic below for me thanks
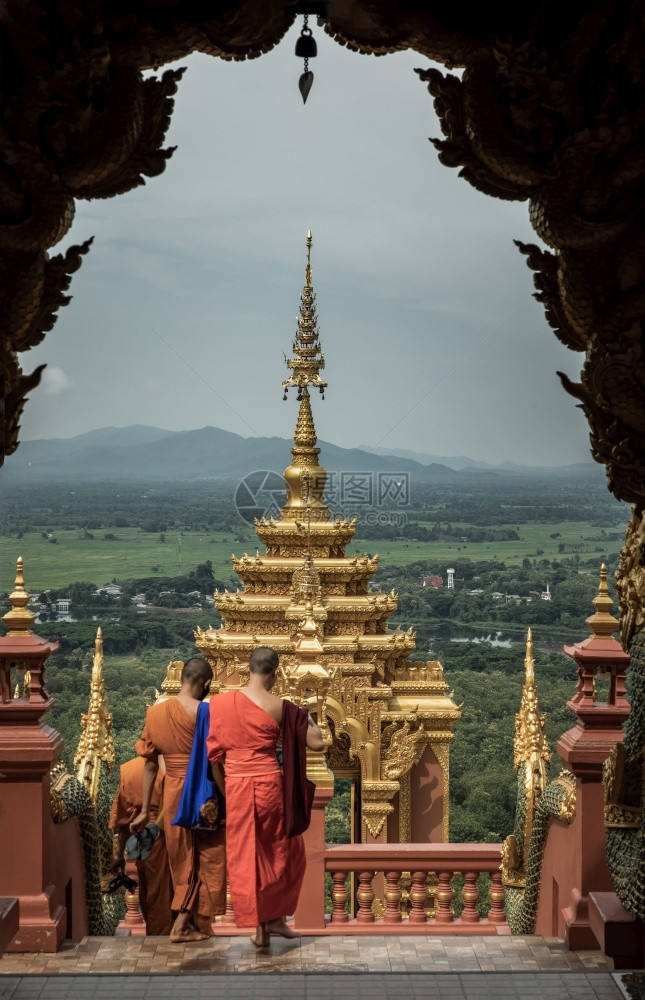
[1,518,625,592]
[0,528,253,591]
[348,519,624,569]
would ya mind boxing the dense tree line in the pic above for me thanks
[36,609,217,655]
[0,476,627,538]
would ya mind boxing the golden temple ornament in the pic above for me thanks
[502,628,551,888]
[195,232,460,845]
[3,556,36,636]
[74,627,115,803]
[586,564,620,641]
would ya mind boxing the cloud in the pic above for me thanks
[41,367,71,395]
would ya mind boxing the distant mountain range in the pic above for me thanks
[358,444,597,477]
[1,424,602,483]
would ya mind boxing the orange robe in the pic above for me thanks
[109,757,173,935]
[135,698,227,918]
[207,690,306,928]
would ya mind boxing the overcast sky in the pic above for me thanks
[17,25,591,466]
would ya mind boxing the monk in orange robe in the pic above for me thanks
[207,646,324,947]
[109,756,173,935]
[130,657,227,942]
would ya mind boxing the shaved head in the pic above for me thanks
[248,647,279,676]
[181,657,213,685]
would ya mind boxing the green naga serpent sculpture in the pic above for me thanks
[604,507,645,921]
[501,629,577,934]
[49,627,123,935]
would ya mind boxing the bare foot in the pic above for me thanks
[250,922,269,948]
[266,918,299,939]
[194,915,214,936]
[170,910,208,943]
[170,929,208,943]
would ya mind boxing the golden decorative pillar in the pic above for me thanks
[501,628,551,888]
[74,627,115,804]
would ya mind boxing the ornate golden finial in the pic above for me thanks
[282,230,327,400]
[281,232,331,521]
[306,227,313,269]
[74,626,115,803]
[3,556,36,636]
[586,564,620,640]
[513,628,551,772]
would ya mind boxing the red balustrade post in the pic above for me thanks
[408,871,428,924]
[384,871,402,923]
[356,871,375,923]
[220,878,236,926]
[119,859,146,935]
[435,870,454,923]
[488,871,507,924]
[461,871,480,923]
[331,872,349,924]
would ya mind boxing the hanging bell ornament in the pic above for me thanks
[295,26,317,59]
[295,16,317,104]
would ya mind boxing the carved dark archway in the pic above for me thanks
[1,1,644,917]
[2,2,644,507]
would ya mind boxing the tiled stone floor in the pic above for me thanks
[1,937,636,1000]
[0,972,630,999]
[0,934,613,974]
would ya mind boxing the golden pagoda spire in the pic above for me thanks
[513,628,551,772]
[3,556,36,636]
[74,627,115,803]
[281,231,330,522]
[282,230,327,400]
[586,564,620,640]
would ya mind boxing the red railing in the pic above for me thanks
[324,843,507,934]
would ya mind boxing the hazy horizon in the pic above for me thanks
[15,421,597,470]
[16,24,592,467]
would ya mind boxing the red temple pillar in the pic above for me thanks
[540,565,630,949]
[0,558,67,951]
[293,750,333,931]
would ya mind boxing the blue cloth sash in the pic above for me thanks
[172,701,225,831]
